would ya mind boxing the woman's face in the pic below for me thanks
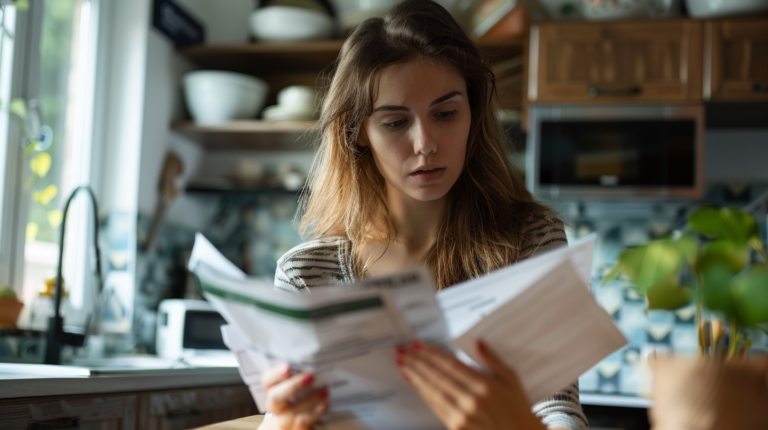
[360,59,470,203]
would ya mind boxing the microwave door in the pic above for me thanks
[527,105,704,199]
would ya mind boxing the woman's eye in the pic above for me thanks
[383,119,406,130]
[436,109,458,120]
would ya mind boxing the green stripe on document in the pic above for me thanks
[198,277,383,320]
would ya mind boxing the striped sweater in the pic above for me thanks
[273,212,588,430]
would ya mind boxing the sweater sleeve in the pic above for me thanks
[520,211,568,259]
[533,381,589,430]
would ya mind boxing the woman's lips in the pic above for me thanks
[409,167,446,183]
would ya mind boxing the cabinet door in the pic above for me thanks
[707,19,768,101]
[0,394,137,430]
[531,20,703,103]
[138,385,258,430]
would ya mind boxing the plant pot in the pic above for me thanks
[0,299,23,328]
[649,355,768,430]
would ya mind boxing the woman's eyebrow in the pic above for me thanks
[371,91,463,113]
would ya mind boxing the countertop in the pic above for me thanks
[196,415,264,429]
[0,356,244,400]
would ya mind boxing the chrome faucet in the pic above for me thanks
[44,185,103,365]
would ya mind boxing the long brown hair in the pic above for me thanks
[299,0,554,289]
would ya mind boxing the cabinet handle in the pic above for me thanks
[588,86,642,97]
[27,418,80,430]
[166,408,203,421]
[753,83,768,93]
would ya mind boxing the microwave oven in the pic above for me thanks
[526,104,704,199]
[156,299,228,359]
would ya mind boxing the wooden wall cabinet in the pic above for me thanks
[530,20,703,103]
[706,18,768,101]
[0,385,257,430]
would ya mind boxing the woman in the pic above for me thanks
[261,1,587,429]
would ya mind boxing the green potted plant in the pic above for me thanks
[605,206,768,429]
[0,285,23,328]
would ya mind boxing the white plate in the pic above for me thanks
[262,104,317,122]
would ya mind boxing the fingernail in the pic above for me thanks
[301,374,314,386]
[477,339,487,354]
[282,364,291,375]
[395,345,406,356]
[401,371,411,384]
[411,340,422,351]
[318,388,329,399]
[395,357,404,367]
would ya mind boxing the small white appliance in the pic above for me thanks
[156,299,228,359]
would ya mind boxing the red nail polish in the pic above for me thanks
[477,339,487,354]
[401,372,411,384]
[318,388,329,399]
[395,357,404,367]
[301,374,314,386]
[395,346,406,355]
[411,340,422,351]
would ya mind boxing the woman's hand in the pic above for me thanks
[259,363,329,430]
[397,340,547,430]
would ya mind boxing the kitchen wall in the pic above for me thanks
[704,129,768,183]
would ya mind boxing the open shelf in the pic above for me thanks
[178,37,525,74]
[179,40,346,72]
[186,181,300,196]
[174,37,526,149]
[172,121,317,150]
[173,120,315,133]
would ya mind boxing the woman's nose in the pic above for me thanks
[412,122,437,155]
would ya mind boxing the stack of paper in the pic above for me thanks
[188,234,626,429]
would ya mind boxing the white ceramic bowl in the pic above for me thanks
[277,85,317,109]
[580,0,680,21]
[250,6,334,42]
[685,0,768,18]
[183,71,269,125]
[329,0,400,31]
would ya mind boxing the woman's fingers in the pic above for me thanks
[295,394,330,428]
[287,387,329,414]
[475,339,525,393]
[400,362,457,419]
[407,341,489,395]
[262,363,292,390]
[266,372,317,414]
[401,364,489,430]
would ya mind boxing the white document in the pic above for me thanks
[190,233,626,429]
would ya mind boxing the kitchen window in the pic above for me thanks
[0,0,100,326]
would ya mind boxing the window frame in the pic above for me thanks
[0,0,104,318]
[0,2,40,291]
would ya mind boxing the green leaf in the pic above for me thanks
[689,207,759,245]
[701,265,738,320]
[601,264,623,286]
[618,240,682,294]
[646,277,692,310]
[733,267,768,325]
[9,98,26,119]
[0,285,17,300]
[697,240,749,275]
[672,235,699,264]
[15,0,29,11]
